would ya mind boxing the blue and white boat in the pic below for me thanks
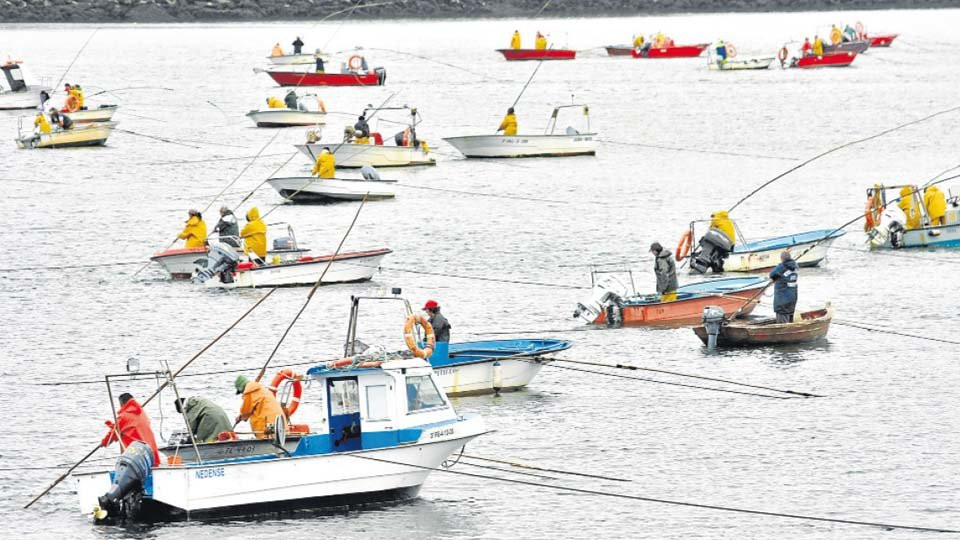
[75,357,485,522]
[723,229,846,271]
[865,184,960,249]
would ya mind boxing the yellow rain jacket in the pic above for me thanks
[34,113,51,134]
[709,210,736,245]
[813,37,824,56]
[830,26,842,45]
[654,32,666,47]
[271,44,284,57]
[498,113,518,136]
[267,96,285,109]
[312,151,336,178]
[925,186,947,224]
[239,381,285,439]
[178,215,207,248]
[240,207,267,258]
[72,88,85,109]
[535,34,547,50]
[897,186,922,230]
[511,31,522,50]
[633,35,644,47]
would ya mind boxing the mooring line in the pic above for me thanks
[460,454,631,482]
[597,139,799,161]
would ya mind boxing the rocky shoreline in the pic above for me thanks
[2,0,958,23]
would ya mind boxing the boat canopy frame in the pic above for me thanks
[344,292,423,357]
[544,103,590,135]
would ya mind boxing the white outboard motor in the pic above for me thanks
[690,228,734,274]
[701,305,726,349]
[868,204,907,249]
[361,164,381,181]
[573,276,629,324]
[192,241,240,284]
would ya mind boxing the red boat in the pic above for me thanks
[795,52,857,68]
[867,33,898,47]
[497,49,576,61]
[604,45,635,56]
[632,44,709,58]
[265,68,385,87]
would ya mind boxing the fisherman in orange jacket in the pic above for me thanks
[234,375,285,439]
[101,393,161,466]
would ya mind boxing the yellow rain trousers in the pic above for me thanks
[178,215,207,248]
[240,207,267,259]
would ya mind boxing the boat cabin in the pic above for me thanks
[1,63,27,93]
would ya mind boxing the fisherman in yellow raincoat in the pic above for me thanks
[709,210,736,246]
[312,147,336,178]
[830,25,842,45]
[497,107,517,136]
[177,209,207,248]
[812,35,824,56]
[924,185,947,228]
[535,32,547,50]
[33,111,51,134]
[234,375,285,440]
[633,34,644,48]
[71,85,85,110]
[240,207,267,263]
[271,43,284,57]
[654,32,666,48]
[897,186,922,230]
[511,30,522,50]
[266,96,285,109]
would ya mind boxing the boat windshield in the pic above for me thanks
[406,375,445,412]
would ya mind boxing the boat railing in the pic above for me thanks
[545,103,590,135]
[344,291,417,357]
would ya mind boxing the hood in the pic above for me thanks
[184,396,201,413]
[656,250,673,260]
[783,259,799,270]
[243,381,264,396]
[246,207,260,221]
[712,210,730,220]
[119,398,144,416]
[185,215,200,225]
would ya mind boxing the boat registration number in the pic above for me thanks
[429,428,455,440]
[195,467,225,479]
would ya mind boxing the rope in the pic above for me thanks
[460,454,631,482]
[0,261,142,273]
[833,320,960,346]
[395,182,569,204]
[360,47,508,82]
[351,455,960,534]
[830,245,960,265]
[378,264,588,289]
[597,139,798,161]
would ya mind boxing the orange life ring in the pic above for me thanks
[347,55,364,70]
[726,43,737,58]
[317,97,326,113]
[404,313,436,359]
[855,21,865,39]
[268,369,303,417]
[777,46,789,62]
[864,196,883,230]
[327,358,353,369]
[401,128,410,146]
[675,229,693,261]
[65,95,80,113]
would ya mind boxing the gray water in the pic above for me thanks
[2,8,960,539]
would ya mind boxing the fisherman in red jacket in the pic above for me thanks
[101,393,161,466]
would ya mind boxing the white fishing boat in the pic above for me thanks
[15,120,116,149]
[75,356,485,523]
[65,105,118,123]
[247,109,325,128]
[707,57,774,71]
[195,242,392,288]
[864,183,960,249]
[150,223,311,279]
[267,176,396,202]
[443,104,597,158]
[0,62,50,110]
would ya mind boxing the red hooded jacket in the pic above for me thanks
[101,398,161,466]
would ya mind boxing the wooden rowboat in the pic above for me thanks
[692,306,833,347]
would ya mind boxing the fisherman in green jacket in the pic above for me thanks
[174,397,233,442]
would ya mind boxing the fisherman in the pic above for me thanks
[48,108,73,130]
[353,114,370,143]
[315,55,325,73]
[843,24,857,42]
[212,205,240,247]
[654,32,666,48]
[769,251,799,323]
[830,25,842,45]
[271,43,284,57]
[924,185,947,230]
[511,30,522,50]
[535,32,547,50]
[897,186,922,230]
[422,300,451,343]
[812,35,824,56]
[709,210,736,246]
[283,90,299,110]
[266,96,285,109]
[497,107,518,136]
[73,84,85,110]
[240,207,267,264]
[633,34,645,48]
[649,242,678,302]
[715,40,728,64]
[175,397,233,443]
[801,37,813,56]
[100,393,161,466]
[292,36,304,55]
[234,375,285,440]
[33,110,51,134]
[312,146,336,179]
[177,209,207,249]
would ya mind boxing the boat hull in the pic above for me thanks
[822,40,871,54]
[604,45,635,56]
[867,34,898,47]
[266,70,383,87]
[268,176,396,202]
[204,248,391,288]
[65,105,117,123]
[297,142,435,168]
[633,44,709,58]
[151,246,310,279]
[708,57,774,71]
[0,84,50,110]
[16,122,115,149]
[497,49,576,61]
[692,307,832,347]
[247,109,325,128]
[721,230,844,272]
[795,52,857,68]
[430,339,572,396]
[443,133,597,158]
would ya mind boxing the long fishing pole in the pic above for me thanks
[728,103,960,213]
[23,445,100,509]
[510,60,545,111]
[86,86,174,98]
[114,128,201,149]
[54,28,99,91]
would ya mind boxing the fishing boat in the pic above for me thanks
[866,34,898,47]
[444,104,596,159]
[65,104,118,123]
[247,91,326,127]
[343,293,572,396]
[693,305,833,348]
[822,40,871,54]
[258,66,386,87]
[75,357,485,523]
[497,49,576,61]
[778,45,858,68]
[706,47,774,71]
[632,44,709,58]
[864,183,960,249]
[267,176,396,202]
[195,242,392,288]
[604,45,635,56]
[0,62,50,110]
[15,120,116,149]
[150,223,312,279]
[296,106,434,167]
[574,273,766,327]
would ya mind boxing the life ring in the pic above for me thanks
[675,229,693,261]
[864,196,883,230]
[830,28,842,44]
[726,43,737,58]
[327,357,353,369]
[65,95,80,112]
[347,54,364,70]
[401,128,410,146]
[317,97,326,113]
[268,369,303,417]
[404,313,436,359]
[777,46,789,63]
[855,21,865,38]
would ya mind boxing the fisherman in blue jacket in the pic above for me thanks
[769,251,798,323]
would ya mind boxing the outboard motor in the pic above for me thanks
[361,164,381,181]
[374,67,387,86]
[192,241,240,284]
[273,236,293,250]
[94,441,153,524]
[701,305,726,350]
[565,126,580,135]
[868,204,907,249]
[573,276,628,324]
[690,228,734,274]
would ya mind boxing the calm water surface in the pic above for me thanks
[1,8,959,539]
